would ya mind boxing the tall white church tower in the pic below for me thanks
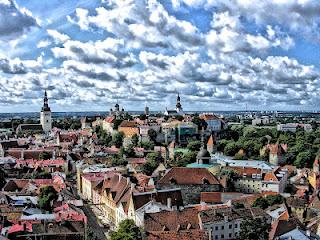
[40,90,52,133]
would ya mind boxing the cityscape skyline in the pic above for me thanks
[0,0,319,112]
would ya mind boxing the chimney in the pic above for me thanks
[167,197,172,209]
[306,230,311,237]
[23,222,27,231]
[224,215,228,222]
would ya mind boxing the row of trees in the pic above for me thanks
[217,125,320,168]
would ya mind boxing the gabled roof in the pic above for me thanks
[104,116,115,123]
[158,167,221,185]
[269,218,304,240]
[264,172,279,182]
[145,208,200,232]
[207,135,215,146]
[199,114,220,121]
[133,189,183,210]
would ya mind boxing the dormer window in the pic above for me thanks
[169,177,176,184]
[202,178,209,184]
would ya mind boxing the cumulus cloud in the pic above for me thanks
[51,38,136,67]
[68,0,203,50]
[0,55,43,74]
[0,0,39,40]
[47,29,70,44]
[37,39,51,48]
[0,0,319,111]
[206,12,294,54]
[173,0,320,41]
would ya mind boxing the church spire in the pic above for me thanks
[176,92,182,111]
[41,90,51,112]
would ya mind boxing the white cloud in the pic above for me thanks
[0,0,39,40]
[37,39,51,48]
[173,0,320,41]
[47,29,70,44]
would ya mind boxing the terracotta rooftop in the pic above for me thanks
[147,230,209,240]
[158,167,221,185]
[144,208,200,232]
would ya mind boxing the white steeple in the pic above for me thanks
[40,90,52,133]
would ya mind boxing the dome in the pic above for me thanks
[197,148,210,159]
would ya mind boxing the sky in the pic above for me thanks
[0,0,319,112]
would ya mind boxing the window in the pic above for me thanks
[221,226,224,230]
[215,226,218,231]
[215,236,218,240]
[229,233,232,238]
[221,234,224,239]
[202,178,210,184]
[229,224,232,229]
[235,223,238,228]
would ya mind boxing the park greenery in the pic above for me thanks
[252,195,284,209]
[218,125,320,168]
[110,219,142,240]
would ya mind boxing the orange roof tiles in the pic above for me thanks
[158,167,221,185]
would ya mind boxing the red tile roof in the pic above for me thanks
[158,167,221,185]
[200,114,220,121]
[145,208,200,232]
[147,230,209,240]
[104,116,115,123]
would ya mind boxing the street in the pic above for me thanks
[81,204,109,240]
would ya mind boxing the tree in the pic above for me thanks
[39,151,51,160]
[175,115,184,121]
[224,142,240,156]
[265,194,284,205]
[131,134,139,147]
[113,119,124,130]
[192,115,207,130]
[174,151,197,167]
[217,139,229,152]
[97,128,112,146]
[125,144,135,157]
[141,159,159,176]
[252,197,269,209]
[146,152,162,162]
[187,141,201,151]
[111,156,128,167]
[38,186,58,211]
[111,132,124,148]
[110,219,142,240]
[141,153,162,175]
[139,114,147,120]
[140,141,155,150]
[148,129,157,142]
[252,195,284,209]
[294,151,313,168]
[237,217,271,240]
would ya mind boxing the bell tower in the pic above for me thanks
[40,90,52,133]
[176,93,183,112]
